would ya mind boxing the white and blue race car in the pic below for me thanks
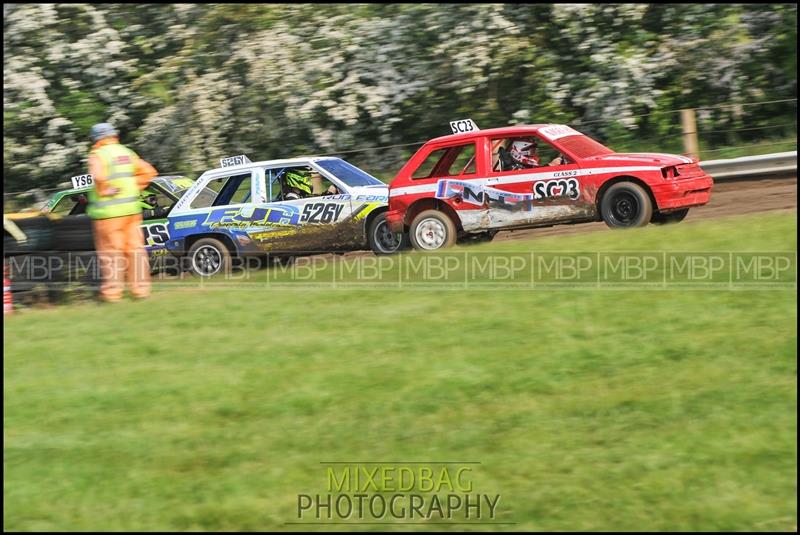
[165,155,406,276]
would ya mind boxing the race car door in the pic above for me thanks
[484,134,586,228]
[246,165,358,253]
[419,140,487,232]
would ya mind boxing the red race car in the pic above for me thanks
[386,121,713,250]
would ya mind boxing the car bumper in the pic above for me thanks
[386,208,405,233]
[651,175,714,211]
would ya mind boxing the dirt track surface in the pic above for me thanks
[494,176,797,242]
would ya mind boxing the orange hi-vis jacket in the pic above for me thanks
[88,137,157,202]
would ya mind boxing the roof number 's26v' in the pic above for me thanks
[219,155,252,168]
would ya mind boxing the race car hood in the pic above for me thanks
[585,152,694,166]
[4,211,49,221]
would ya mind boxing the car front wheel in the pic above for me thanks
[409,209,457,251]
[600,182,653,228]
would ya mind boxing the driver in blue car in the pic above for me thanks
[284,168,339,200]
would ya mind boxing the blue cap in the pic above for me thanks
[89,123,118,142]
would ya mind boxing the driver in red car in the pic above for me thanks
[508,138,541,169]
[506,137,566,169]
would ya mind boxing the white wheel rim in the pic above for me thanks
[415,218,447,250]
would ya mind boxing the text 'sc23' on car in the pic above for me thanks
[385,122,714,250]
[165,155,406,276]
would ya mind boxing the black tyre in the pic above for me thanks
[187,237,232,277]
[652,208,689,225]
[368,212,408,255]
[409,209,457,251]
[459,230,497,245]
[600,182,653,228]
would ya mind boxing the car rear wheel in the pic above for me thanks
[409,209,457,251]
[600,182,653,228]
[368,212,408,255]
[187,237,231,277]
[652,208,689,225]
[459,230,497,245]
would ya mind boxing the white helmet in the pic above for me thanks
[510,138,539,167]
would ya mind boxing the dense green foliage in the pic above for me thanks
[3,4,797,190]
[4,211,797,530]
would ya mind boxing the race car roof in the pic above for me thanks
[426,124,575,144]
[204,156,342,174]
[53,175,189,196]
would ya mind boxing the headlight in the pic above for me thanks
[661,166,679,179]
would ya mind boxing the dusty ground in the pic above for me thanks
[494,176,797,242]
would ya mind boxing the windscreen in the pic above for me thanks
[155,176,195,196]
[315,159,384,187]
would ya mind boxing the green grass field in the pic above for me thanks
[4,212,797,531]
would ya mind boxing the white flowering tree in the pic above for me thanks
[3,3,796,193]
